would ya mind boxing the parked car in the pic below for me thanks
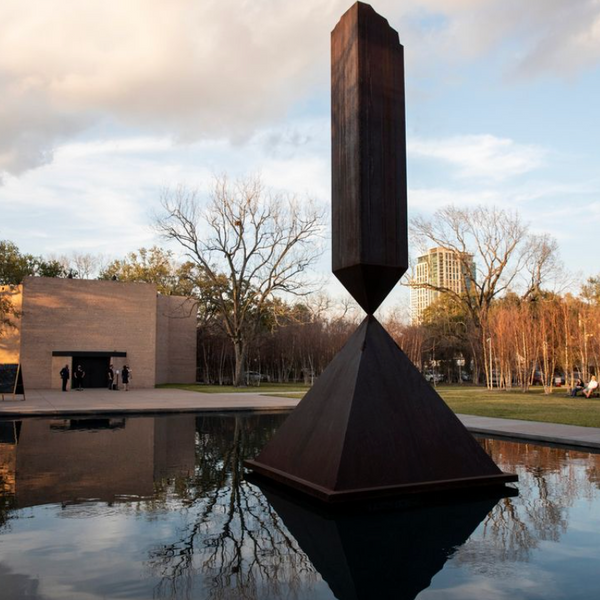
[243,371,270,384]
[424,371,444,383]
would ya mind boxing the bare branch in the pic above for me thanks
[155,175,325,386]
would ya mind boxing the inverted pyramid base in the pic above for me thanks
[244,316,517,504]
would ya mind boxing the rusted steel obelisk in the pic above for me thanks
[245,2,517,503]
[331,2,407,312]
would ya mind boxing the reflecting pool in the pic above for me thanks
[1,414,600,599]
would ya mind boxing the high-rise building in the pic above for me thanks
[410,247,475,324]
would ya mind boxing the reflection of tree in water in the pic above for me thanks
[147,414,318,600]
[586,456,600,489]
[454,439,600,573]
[0,425,19,531]
[0,487,17,531]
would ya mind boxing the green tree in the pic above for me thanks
[421,295,473,382]
[0,284,21,341]
[0,239,68,285]
[581,275,600,304]
[0,295,15,337]
[0,240,30,285]
[99,246,197,296]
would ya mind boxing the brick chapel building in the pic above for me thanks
[0,277,197,389]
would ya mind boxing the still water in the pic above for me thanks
[0,413,599,600]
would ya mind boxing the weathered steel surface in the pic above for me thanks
[245,316,517,502]
[331,2,407,314]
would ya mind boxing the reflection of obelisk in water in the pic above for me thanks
[245,2,517,502]
[260,483,509,600]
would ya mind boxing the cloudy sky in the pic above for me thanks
[1,0,599,310]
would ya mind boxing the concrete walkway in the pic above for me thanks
[459,414,600,451]
[2,388,600,451]
[0,387,298,416]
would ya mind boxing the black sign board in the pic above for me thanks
[0,364,25,401]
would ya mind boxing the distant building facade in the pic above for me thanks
[0,277,197,389]
[410,247,475,324]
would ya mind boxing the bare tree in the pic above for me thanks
[155,175,324,386]
[410,205,562,385]
[46,251,105,279]
[410,205,533,327]
[521,233,560,300]
[71,252,105,279]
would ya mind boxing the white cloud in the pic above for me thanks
[0,0,351,176]
[0,138,169,254]
[406,0,600,78]
[408,134,546,181]
[0,116,332,257]
[3,0,599,178]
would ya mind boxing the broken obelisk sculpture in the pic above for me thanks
[245,1,517,502]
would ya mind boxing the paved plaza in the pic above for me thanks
[2,387,600,451]
[0,387,298,416]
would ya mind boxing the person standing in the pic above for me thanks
[74,365,85,391]
[122,365,131,391]
[59,364,70,392]
[108,364,115,390]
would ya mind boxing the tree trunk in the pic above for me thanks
[233,340,247,387]
[202,344,210,384]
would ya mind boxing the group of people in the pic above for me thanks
[59,364,85,392]
[569,375,598,398]
[59,363,131,391]
[107,364,131,391]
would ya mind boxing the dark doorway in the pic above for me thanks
[72,356,110,389]
[50,418,126,431]
[0,421,21,444]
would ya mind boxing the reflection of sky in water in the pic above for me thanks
[0,416,599,600]
[423,448,600,600]
[1,497,335,599]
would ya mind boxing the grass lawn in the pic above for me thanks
[267,384,600,429]
[158,382,600,428]
[156,382,311,394]
[438,385,600,428]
